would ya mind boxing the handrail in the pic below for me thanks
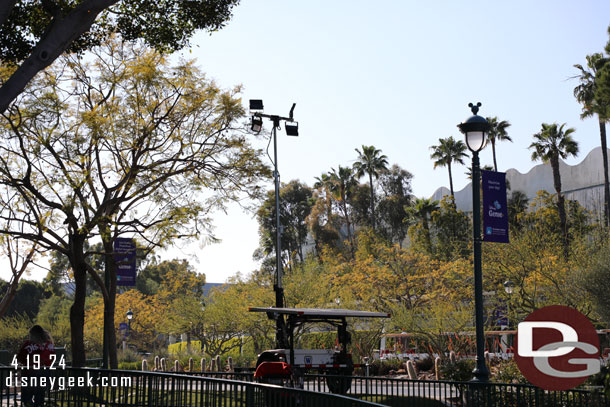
[0,367,385,407]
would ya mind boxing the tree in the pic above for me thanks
[406,197,439,254]
[0,39,268,366]
[0,0,240,113]
[573,53,610,226]
[376,164,413,246]
[86,289,168,353]
[529,123,579,259]
[582,246,610,325]
[0,279,47,318]
[430,136,468,201]
[329,166,357,256]
[256,180,313,266]
[429,196,470,260]
[485,117,512,172]
[507,191,529,231]
[0,217,38,317]
[353,145,388,231]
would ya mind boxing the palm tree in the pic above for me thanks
[430,136,468,201]
[508,190,529,230]
[353,145,389,231]
[529,123,579,258]
[406,197,439,253]
[573,53,610,226]
[330,166,357,256]
[486,117,512,171]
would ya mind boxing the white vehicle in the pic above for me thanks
[249,307,389,394]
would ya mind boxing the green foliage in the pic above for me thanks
[429,196,470,260]
[366,358,404,376]
[353,145,389,230]
[256,180,313,265]
[439,358,475,382]
[118,361,142,370]
[0,279,46,318]
[376,165,414,246]
[430,136,467,198]
[36,294,72,348]
[0,0,240,64]
[0,314,31,353]
[492,359,527,384]
[582,246,610,325]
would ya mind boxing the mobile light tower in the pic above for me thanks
[249,99,298,348]
[458,102,491,382]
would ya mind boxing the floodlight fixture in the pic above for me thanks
[251,116,263,133]
[249,99,264,111]
[285,121,299,137]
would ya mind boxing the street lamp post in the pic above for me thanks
[124,308,133,352]
[249,100,298,349]
[458,102,491,382]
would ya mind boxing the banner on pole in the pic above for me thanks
[482,170,509,243]
[114,238,136,286]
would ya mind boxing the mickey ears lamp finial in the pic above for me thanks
[468,102,482,115]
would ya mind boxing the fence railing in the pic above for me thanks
[2,367,607,407]
[181,371,610,407]
[0,367,384,407]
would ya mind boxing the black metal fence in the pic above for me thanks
[180,371,610,407]
[2,367,608,407]
[0,367,383,407]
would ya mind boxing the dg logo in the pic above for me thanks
[515,305,600,390]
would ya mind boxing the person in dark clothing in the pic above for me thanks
[17,325,55,407]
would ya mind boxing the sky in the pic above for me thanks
[3,0,610,284]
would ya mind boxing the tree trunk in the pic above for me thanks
[448,162,455,203]
[369,172,375,230]
[551,156,569,259]
[492,139,498,172]
[0,280,19,319]
[0,0,120,113]
[69,234,88,367]
[599,119,609,227]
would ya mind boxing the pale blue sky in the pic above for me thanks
[181,1,610,282]
[4,1,610,283]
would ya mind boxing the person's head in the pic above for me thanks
[29,325,49,344]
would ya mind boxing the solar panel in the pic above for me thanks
[248,307,389,318]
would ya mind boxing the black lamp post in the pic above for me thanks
[126,308,133,337]
[458,102,491,382]
[249,100,298,349]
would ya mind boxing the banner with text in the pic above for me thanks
[114,237,136,286]
[482,170,509,243]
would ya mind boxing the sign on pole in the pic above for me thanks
[114,238,136,286]
[482,170,509,243]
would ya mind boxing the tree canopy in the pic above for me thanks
[0,38,268,365]
[0,0,241,113]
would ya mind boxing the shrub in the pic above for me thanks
[367,358,404,376]
[492,359,527,384]
[0,314,32,353]
[439,358,475,382]
[415,356,434,372]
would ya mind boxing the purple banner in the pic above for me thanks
[482,170,509,243]
[114,237,136,286]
